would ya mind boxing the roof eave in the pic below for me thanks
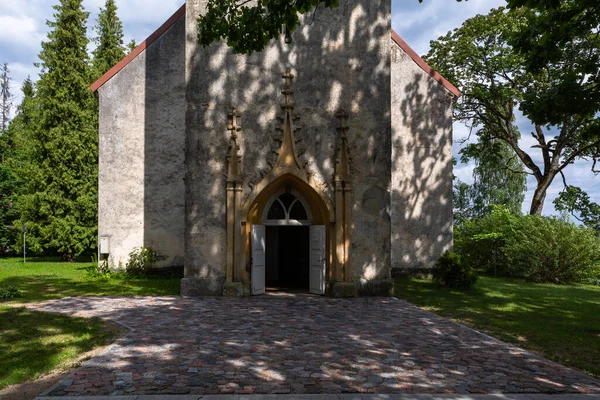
[90,3,186,93]
[391,30,461,98]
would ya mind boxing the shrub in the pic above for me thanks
[125,247,165,276]
[432,251,478,289]
[456,207,600,284]
[455,205,516,276]
[0,285,22,299]
[504,216,600,284]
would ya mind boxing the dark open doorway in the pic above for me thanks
[265,226,310,291]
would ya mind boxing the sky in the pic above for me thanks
[0,0,597,216]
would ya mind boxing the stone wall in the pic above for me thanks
[183,0,392,295]
[98,15,186,269]
[390,40,454,272]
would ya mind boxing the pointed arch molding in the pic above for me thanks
[242,69,334,223]
[224,69,354,295]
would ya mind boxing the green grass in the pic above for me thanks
[0,258,180,303]
[395,276,600,378]
[0,305,118,390]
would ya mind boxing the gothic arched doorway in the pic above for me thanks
[262,188,314,292]
[243,174,333,296]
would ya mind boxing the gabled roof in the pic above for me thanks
[90,4,460,98]
[90,4,186,92]
[391,30,460,97]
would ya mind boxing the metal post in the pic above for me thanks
[23,224,26,264]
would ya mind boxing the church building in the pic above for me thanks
[91,0,459,297]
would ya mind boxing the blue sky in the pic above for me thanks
[0,0,597,215]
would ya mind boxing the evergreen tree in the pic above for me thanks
[16,0,97,258]
[0,78,35,254]
[126,39,137,53]
[92,0,126,78]
[0,63,12,132]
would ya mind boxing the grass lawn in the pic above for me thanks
[0,258,180,390]
[0,258,181,303]
[395,276,600,378]
[0,305,119,390]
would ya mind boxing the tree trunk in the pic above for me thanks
[529,173,556,215]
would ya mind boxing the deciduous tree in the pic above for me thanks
[197,0,339,54]
[426,7,600,215]
[554,186,600,232]
[455,130,526,222]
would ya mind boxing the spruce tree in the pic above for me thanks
[17,0,97,258]
[0,78,35,254]
[127,39,137,53]
[92,0,126,78]
[0,63,12,132]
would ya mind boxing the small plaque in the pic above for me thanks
[99,237,110,254]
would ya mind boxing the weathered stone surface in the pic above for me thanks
[357,278,394,296]
[390,39,454,273]
[180,277,225,297]
[184,0,392,294]
[331,282,358,298]
[98,13,185,269]
[222,281,244,297]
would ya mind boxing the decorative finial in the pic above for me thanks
[227,107,242,181]
[335,108,349,138]
[227,107,241,139]
[282,69,295,110]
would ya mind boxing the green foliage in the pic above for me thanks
[0,78,35,255]
[0,134,18,255]
[196,0,467,54]
[0,258,180,303]
[11,0,98,258]
[506,0,600,128]
[0,285,22,299]
[92,0,126,79]
[454,133,526,223]
[432,250,478,290]
[554,186,600,232]
[456,207,600,284]
[197,0,339,54]
[503,216,600,284]
[125,247,166,276]
[0,306,116,390]
[0,63,12,132]
[426,7,600,215]
[126,39,137,53]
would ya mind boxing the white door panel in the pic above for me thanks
[309,225,326,295]
[252,225,266,295]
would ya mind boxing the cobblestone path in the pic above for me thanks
[26,296,600,396]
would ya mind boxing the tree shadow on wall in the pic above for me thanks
[391,66,454,272]
[142,0,394,285]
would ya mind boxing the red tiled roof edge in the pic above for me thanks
[90,3,186,92]
[391,29,460,98]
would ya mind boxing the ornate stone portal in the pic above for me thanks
[223,70,356,297]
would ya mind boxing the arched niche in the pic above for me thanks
[239,173,337,289]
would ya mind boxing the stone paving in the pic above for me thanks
[26,296,600,397]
